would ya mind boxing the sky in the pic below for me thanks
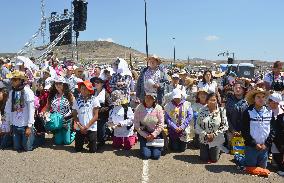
[0,0,284,61]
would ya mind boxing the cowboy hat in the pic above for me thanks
[212,71,225,78]
[185,77,194,86]
[245,87,269,105]
[197,88,209,94]
[145,55,162,64]
[179,69,187,75]
[6,70,28,81]
[78,80,94,94]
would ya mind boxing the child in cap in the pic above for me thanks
[73,80,100,153]
[108,90,135,150]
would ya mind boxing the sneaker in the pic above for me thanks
[277,171,284,176]
[220,145,230,154]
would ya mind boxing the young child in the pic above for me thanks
[0,82,12,149]
[108,90,135,150]
[73,80,100,153]
[242,88,276,168]
[5,71,35,151]
[34,78,49,147]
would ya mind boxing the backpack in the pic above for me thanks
[45,112,63,131]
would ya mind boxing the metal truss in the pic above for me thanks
[37,22,72,61]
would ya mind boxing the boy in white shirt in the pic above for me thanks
[73,80,100,153]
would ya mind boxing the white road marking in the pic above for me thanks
[142,160,149,183]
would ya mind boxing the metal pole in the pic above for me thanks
[172,37,176,66]
[144,0,149,59]
[76,31,79,61]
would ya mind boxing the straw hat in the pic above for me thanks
[179,69,187,75]
[245,87,269,105]
[185,77,194,86]
[212,71,225,78]
[145,55,162,64]
[197,88,209,94]
[6,70,28,81]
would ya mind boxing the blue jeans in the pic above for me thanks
[12,126,34,151]
[54,122,75,145]
[0,134,13,149]
[245,146,268,168]
[169,137,187,152]
[139,136,162,160]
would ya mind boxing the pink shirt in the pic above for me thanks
[134,104,164,138]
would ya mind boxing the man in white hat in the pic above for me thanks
[136,56,169,105]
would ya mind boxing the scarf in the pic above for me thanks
[11,85,25,112]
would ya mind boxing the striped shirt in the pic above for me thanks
[50,95,72,117]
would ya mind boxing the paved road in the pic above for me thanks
[0,136,282,183]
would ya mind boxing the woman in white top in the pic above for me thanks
[46,77,75,145]
[91,77,110,148]
[197,70,221,104]
[196,93,228,163]
[197,70,218,93]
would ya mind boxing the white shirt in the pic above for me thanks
[263,72,283,86]
[5,86,35,127]
[95,88,106,104]
[109,106,134,137]
[0,114,10,132]
[73,96,100,131]
[197,80,217,93]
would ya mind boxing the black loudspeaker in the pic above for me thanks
[49,19,72,46]
[228,57,234,64]
[73,0,88,31]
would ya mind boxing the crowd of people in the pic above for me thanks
[0,54,283,177]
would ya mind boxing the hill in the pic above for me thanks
[54,41,148,64]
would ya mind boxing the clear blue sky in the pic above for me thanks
[0,0,283,61]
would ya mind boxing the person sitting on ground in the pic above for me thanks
[107,90,135,150]
[73,80,100,153]
[134,92,164,160]
[225,81,248,149]
[195,92,228,163]
[5,71,35,151]
[242,88,276,169]
[165,88,193,152]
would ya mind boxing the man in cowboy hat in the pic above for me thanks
[136,55,169,105]
[242,87,276,168]
[5,70,35,151]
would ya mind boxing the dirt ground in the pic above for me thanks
[0,136,283,183]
